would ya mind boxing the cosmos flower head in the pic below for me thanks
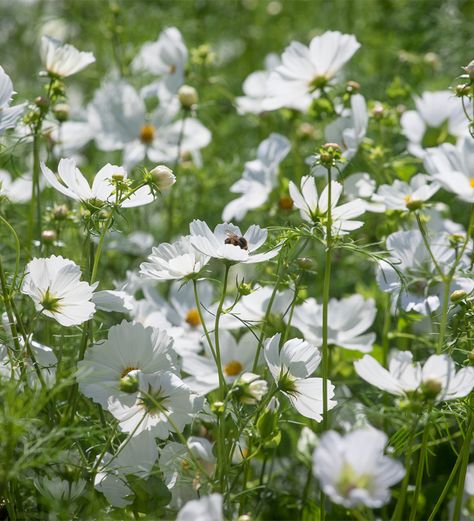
[21,255,96,327]
[40,35,95,78]
[189,220,280,264]
[0,66,26,135]
[313,427,405,508]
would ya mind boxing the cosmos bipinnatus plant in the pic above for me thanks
[0,3,473,521]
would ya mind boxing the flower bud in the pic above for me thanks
[237,372,268,404]
[178,85,199,108]
[119,371,139,393]
[211,401,225,414]
[371,102,385,119]
[318,142,342,168]
[450,289,467,302]
[52,204,69,220]
[454,84,471,97]
[346,80,360,93]
[463,60,474,80]
[278,196,293,210]
[53,103,69,122]
[238,282,253,296]
[41,229,57,243]
[297,257,314,270]
[150,165,176,190]
[111,173,125,182]
[34,96,49,109]
[405,198,423,211]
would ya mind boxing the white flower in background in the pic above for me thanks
[264,31,360,112]
[466,464,474,495]
[41,158,155,207]
[190,220,280,264]
[377,230,472,315]
[106,231,154,257]
[21,256,96,327]
[90,81,210,168]
[375,173,439,211]
[0,170,37,203]
[183,330,258,394]
[94,431,158,508]
[160,438,216,508]
[132,27,188,96]
[354,350,474,401]
[401,91,467,158]
[140,236,210,281]
[289,176,365,235]
[134,280,214,356]
[108,371,199,438]
[344,172,385,212]
[293,295,376,352]
[424,137,474,203]
[237,372,268,404]
[40,35,95,77]
[0,66,26,135]
[264,333,336,421]
[91,290,135,314]
[176,494,223,521]
[35,477,86,503]
[313,428,404,508]
[236,53,280,115]
[222,133,290,221]
[77,320,177,408]
[218,284,292,330]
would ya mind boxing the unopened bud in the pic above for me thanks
[371,103,385,119]
[297,257,314,270]
[178,85,199,108]
[278,196,293,210]
[211,400,225,414]
[41,230,57,243]
[34,96,49,109]
[422,378,442,400]
[52,204,69,220]
[238,282,252,296]
[150,165,176,190]
[53,103,69,122]
[237,372,268,405]
[111,173,125,182]
[451,289,467,302]
[346,80,360,93]
[319,142,342,167]
[463,60,474,80]
[454,84,470,97]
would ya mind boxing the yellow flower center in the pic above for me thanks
[185,308,201,327]
[404,194,413,204]
[139,124,156,145]
[120,366,138,378]
[469,178,474,188]
[223,360,243,376]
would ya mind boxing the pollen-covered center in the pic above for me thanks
[140,123,156,145]
[224,360,243,376]
[404,194,413,204]
[470,178,474,188]
[337,463,373,497]
[120,366,139,379]
[185,308,201,327]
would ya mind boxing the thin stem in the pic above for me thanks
[452,403,474,521]
[90,211,114,284]
[408,409,432,521]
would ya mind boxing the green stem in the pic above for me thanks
[452,404,474,521]
[408,410,432,521]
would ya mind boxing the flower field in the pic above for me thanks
[0,1,473,520]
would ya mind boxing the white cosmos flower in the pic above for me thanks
[377,230,472,315]
[264,333,336,421]
[424,137,474,203]
[41,157,154,208]
[90,81,210,168]
[236,53,280,115]
[189,220,280,264]
[375,173,439,211]
[95,431,158,508]
[401,91,467,158]
[313,428,405,508]
[0,170,37,203]
[91,290,135,314]
[264,31,360,112]
[289,176,365,235]
[40,35,95,77]
[132,27,188,97]
[21,255,96,327]
[0,66,26,135]
[293,295,376,352]
[355,350,474,401]
[140,236,210,281]
[108,371,199,438]
[183,330,258,394]
[222,133,290,221]
[176,494,223,521]
[35,477,86,503]
[77,320,177,408]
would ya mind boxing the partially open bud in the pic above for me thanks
[318,142,342,168]
[211,400,225,414]
[238,281,253,296]
[451,289,468,302]
[463,60,474,80]
[150,165,176,190]
[421,378,442,400]
[41,229,57,243]
[178,85,199,108]
[53,103,69,122]
[237,372,268,404]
